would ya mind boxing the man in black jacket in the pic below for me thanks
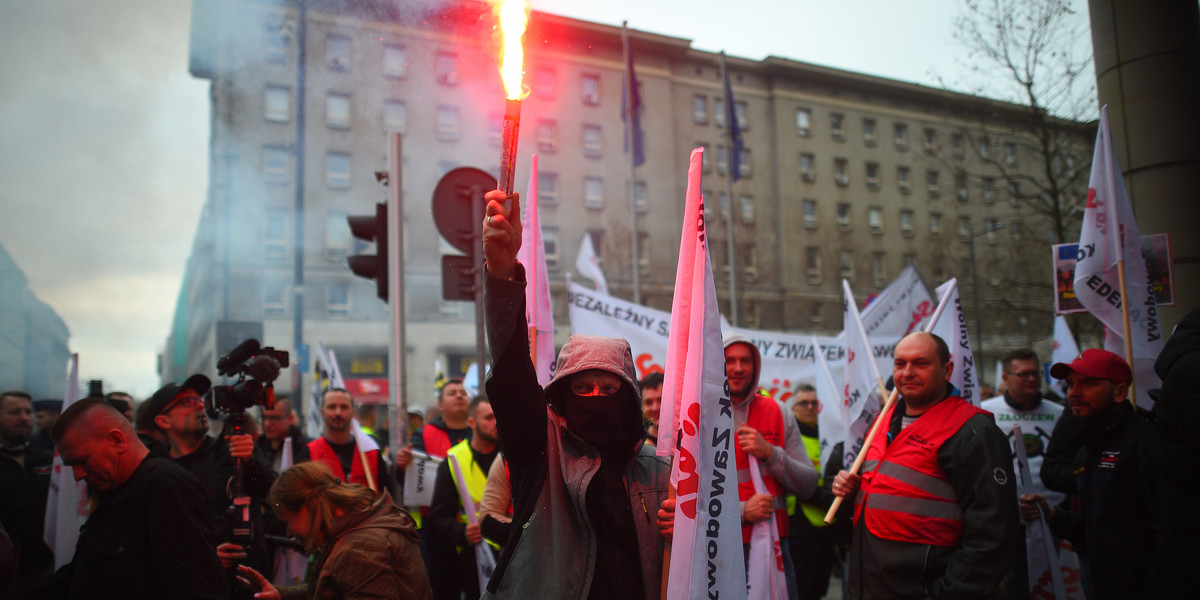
[48,398,227,599]
[253,395,310,474]
[0,391,53,596]
[1155,309,1200,600]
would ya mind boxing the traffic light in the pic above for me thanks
[347,203,388,301]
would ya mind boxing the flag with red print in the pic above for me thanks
[43,354,88,568]
[660,147,744,600]
[1074,105,1163,408]
[519,154,556,386]
[841,280,887,470]
[928,279,980,406]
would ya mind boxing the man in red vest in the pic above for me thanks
[833,332,1019,599]
[307,388,390,491]
[723,332,819,589]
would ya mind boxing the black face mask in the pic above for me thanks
[561,391,640,453]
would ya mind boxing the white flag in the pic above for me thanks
[1012,426,1068,599]
[841,281,887,470]
[43,354,88,569]
[859,262,936,337]
[448,454,497,597]
[1050,316,1081,397]
[1074,105,1163,408]
[811,336,844,481]
[661,147,744,600]
[929,279,980,405]
[519,154,556,386]
[574,230,609,296]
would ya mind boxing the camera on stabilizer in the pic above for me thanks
[206,338,290,419]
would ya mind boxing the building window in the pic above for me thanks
[989,263,1002,287]
[923,127,938,154]
[581,74,600,106]
[383,43,406,78]
[264,209,288,257]
[810,303,824,325]
[703,189,715,222]
[325,212,349,256]
[840,250,855,281]
[987,218,1000,244]
[837,202,851,230]
[1010,220,1022,242]
[863,118,877,146]
[487,113,502,147]
[326,152,350,188]
[718,192,730,221]
[327,283,349,317]
[958,216,971,238]
[536,119,558,153]
[738,148,752,179]
[955,172,968,202]
[979,137,991,159]
[327,35,350,71]
[951,132,965,158]
[584,176,603,209]
[263,280,287,316]
[894,122,909,150]
[436,106,459,141]
[717,145,727,175]
[897,166,911,193]
[714,97,725,128]
[734,101,748,130]
[803,199,818,228]
[872,254,886,287]
[831,112,846,140]
[900,209,914,236]
[1009,181,1021,206]
[926,169,940,197]
[930,212,942,235]
[739,195,754,224]
[693,95,708,124]
[865,162,880,190]
[534,67,556,100]
[805,247,822,284]
[800,153,815,182]
[635,181,648,213]
[638,233,651,274]
[384,100,406,133]
[263,21,290,63]
[326,92,350,128]
[796,108,811,136]
[263,146,288,184]
[582,125,603,158]
[435,52,458,86]
[542,228,559,269]
[538,172,558,205]
[264,85,289,122]
[700,143,712,173]
[868,207,883,233]
[742,244,759,283]
[834,158,849,186]
[1005,142,1017,166]
[982,177,994,203]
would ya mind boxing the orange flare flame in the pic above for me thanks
[499,0,527,100]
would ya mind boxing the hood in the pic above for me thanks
[1155,308,1200,380]
[329,491,420,546]
[545,334,643,449]
[722,330,762,401]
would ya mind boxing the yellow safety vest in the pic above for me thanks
[446,440,500,551]
[786,432,832,528]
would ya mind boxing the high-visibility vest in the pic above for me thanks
[736,394,788,542]
[853,396,988,546]
[446,440,500,551]
[797,432,831,528]
[307,437,379,489]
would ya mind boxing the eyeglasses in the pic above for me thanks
[164,395,203,413]
[795,400,819,408]
[261,415,288,423]
[1005,371,1041,379]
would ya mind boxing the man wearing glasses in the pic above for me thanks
[787,384,841,600]
[254,395,310,474]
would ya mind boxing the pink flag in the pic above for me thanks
[1074,105,1163,408]
[660,147,745,600]
[519,154,556,386]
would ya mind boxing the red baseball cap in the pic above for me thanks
[1050,349,1132,385]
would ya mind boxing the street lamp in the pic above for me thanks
[967,221,1006,371]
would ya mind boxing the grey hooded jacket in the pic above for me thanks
[483,264,670,600]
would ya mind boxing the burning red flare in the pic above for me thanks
[499,0,528,100]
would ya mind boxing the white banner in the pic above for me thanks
[43,354,87,569]
[402,451,442,507]
[928,279,980,406]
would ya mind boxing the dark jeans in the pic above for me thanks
[789,527,837,600]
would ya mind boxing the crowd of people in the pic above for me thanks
[0,187,1194,599]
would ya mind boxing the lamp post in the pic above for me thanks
[967,221,1006,370]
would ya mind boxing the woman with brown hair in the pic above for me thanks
[237,461,432,600]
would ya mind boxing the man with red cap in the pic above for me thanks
[1020,349,1160,600]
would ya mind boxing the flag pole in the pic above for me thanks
[1116,246,1138,409]
[622,21,642,306]
[358,447,377,491]
[659,484,674,598]
[824,280,957,523]
[718,51,739,326]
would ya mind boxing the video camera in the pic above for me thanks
[206,338,289,419]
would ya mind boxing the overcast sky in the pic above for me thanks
[0,0,1092,399]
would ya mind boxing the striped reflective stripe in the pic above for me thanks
[866,493,964,521]
[876,460,957,500]
[862,460,879,473]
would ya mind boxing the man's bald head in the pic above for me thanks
[53,399,148,492]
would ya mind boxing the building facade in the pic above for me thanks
[0,242,71,399]
[171,0,1094,418]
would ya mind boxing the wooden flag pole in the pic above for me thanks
[659,481,675,599]
[1116,259,1137,409]
[824,386,899,523]
[357,445,377,492]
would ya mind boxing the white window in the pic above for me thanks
[718,192,730,220]
[436,106,459,141]
[897,166,911,192]
[806,247,822,284]
[263,146,288,183]
[327,35,350,71]
[987,219,1000,244]
[923,127,938,154]
[635,182,648,213]
[534,67,556,100]
[263,280,287,316]
[325,212,349,256]
[926,170,940,197]
[581,74,600,106]
[958,217,971,238]
[800,153,815,182]
[840,251,855,281]
[584,176,604,209]
[383,44,406,78]
[263,21,290,63]
[717,145,727,174]
[264,209,288,257]
[538,172,557,205]
[872,254,886,287]
[326,93,350,128]
[834,158,849,186]
[990,263,1001,287]
[952,132,965,158]
[979,137,991,159]
[868,207,883,233]
[830,113,845,139]
[738,148,752,179]
[638,233,651,273]
[866,162,880,189]
[955,172,968,201]
[536,119,558,153]
[739,195,754,224]
[700,143,712,173]
[930,213,942,235]
[694,95,708,124]
[714,98,725,127]
[837,203,851,230]
[742,244,758,283]
[894,123,909,150]
[734,101,748,130]
[582,125,602,158]
[900,209,914,236]
[796,108,811,136]
[1005,142,1017,166]
[326,152,350,188]
[265,85,289,122]
[810,303,824,325]
[982,177,994,203]
[436,52,458,86]
[384,100,406,133]
[327,283,349,316]
[542,227,559,269]
[1009,181,1021,206]
[863,118,876,145]
[803,199,817,228]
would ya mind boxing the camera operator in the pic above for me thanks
[147,374,276,578]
